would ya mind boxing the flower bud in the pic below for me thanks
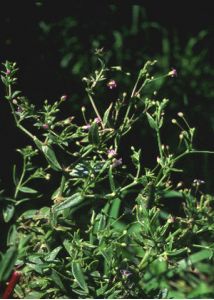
[60,95,67,101]
[177,112,184,117]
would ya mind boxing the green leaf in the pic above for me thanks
[12,90,21,98]
[146,112,157,130]
[51,269,66,292]
[0,246,18,281]
[108,198,121,225]
[88,123,100,145]
[103,103,113,126]
[7,225,17,246]
[12,164,18,186]
[18,186,39,194]
[3,204,15,222]
[108,166,116,192]
[24,291,45,299]
[41,145,62,171]
[46,246,62,261]
[72,262,88,292]
[53,193,84,212]
[159,190,183,198]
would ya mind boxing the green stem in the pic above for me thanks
[14,157,26,199]
[156,129,164,161]
[174,150,214,164]
[120,180,138,193]
[88,93,104,129]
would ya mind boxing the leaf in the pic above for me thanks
[103,103,113,126]
[24,291,45,299]
[7,225,17,246]
[159,190,183,198]
[88,123,100,145]
[146,113,157,130]
[41,145,62,171]
[108,166,116,192]
[51,269,66,292]
[0,246,18,281]
[108,198,121,225]
[72,261,88,292]
[46,246,62,261]
[3,204,15,222]
[12,90,21,98]
[53,193,84,212]
[18,186,39,194]
[12,165,18,186]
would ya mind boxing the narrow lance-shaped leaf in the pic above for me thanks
[72,262,88,292]
[88,123,100,145]
[53,193,84,212]
[146,112,157,131]
[103,102,113,126]
[3,204,15,223]
[41,145,62,171]
[0,246,18,282]
[18,186,39,194]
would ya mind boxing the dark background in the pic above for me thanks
[0,1,213,195]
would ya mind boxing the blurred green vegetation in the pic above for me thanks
[37,4,214,191]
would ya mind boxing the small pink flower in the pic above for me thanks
[60,95,67,101]
[6,69,11,75]
[94,117,101,124]
[42,124,49,130]
[82,124,91,130]
[107,149,117,158]
[107,79,117,89]
[168,68,177,77]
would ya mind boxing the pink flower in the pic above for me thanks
[60,95,67,101]
[42,124,49,130]
[6,69,10,75]
[168,68,177,77]
[107,79,117,89]
[107,149,117,158]
[94,117,101,124]
[82,124,91,130]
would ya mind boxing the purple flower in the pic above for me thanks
[168,68,177,77]
[94,117,101,124]
[60,95,67,101]
[107,149,117,158]
[42,124,49,130]
[82,124,91,130]
[107,79,117,90]
[112,157,122,168]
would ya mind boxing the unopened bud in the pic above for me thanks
[60,95,67,101]
[177,112,184,118]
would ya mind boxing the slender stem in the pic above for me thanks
[131,74,141,98]
[120,180,138,193]
[174,150,214,164]
[14,157,26,199]
[156,129,164,161]
[88,93,104,129]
